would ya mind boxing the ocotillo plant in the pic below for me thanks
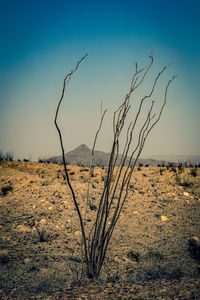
[54,53,177,279]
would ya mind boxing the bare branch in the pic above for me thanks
[54,54,89,270]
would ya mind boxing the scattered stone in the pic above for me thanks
[191,236,199,243]
[133,211,139,215]
[161,215,168,222]
[16,225,31,232]
[40,267,48,273]
[0,250,9,256]
[2,236,11,241]
[24,258,31,264]
[113,256,121,264]
[75,231,81,236]
[184,192,190,197]
[107,283,113,287]
[39,218,46,225]
[48,206,53,210]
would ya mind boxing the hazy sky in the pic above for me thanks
[0,0,200,161]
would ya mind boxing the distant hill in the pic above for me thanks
[47,144,200,167]
[148,155,200,165]
[48,144,110,166]
[47,144,161,167]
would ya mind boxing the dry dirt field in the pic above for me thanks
[0,161,200,299]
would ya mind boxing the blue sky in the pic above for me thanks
[0,0,200,160]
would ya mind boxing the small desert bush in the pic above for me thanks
[170,166,177,173]
[190,167,198,177]
[127,251,140,262]
[38,158,45,163]
[7,152,14,161]
[1,184,13,195]
[129,183,135,191]
[23,158,30,162]
[80,168,89,172]
[41,181,49,186]
[69,265,85,287]
[176,174,193,187]
[188,238,200,261]
[0,150,4,161]
[76,161,84,167]
[90,167,95,177]
[3,152,14,161]
[159,168,164,175]
[178,164,184,173]
[36,227,47,242]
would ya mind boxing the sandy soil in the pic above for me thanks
[0,161,199,299]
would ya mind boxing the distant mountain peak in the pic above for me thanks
[47,144,200,167]
[75,144,91,152]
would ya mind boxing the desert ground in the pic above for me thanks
[0,161,199,299]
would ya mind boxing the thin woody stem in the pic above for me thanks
[54,54,89,267]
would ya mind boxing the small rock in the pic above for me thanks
[2,236,10,241]
[183,192,190,197]
[40,267,48,273]
[48,206,53,210]
[75,231,81,236]
[24,258,31,264]
[192,236,199,242]
[113,256,121,264]
[39,218,46,225]
[161,215,168,222]
[16,225,31,232]
[0,250,8,256]
[107,283,112,287]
